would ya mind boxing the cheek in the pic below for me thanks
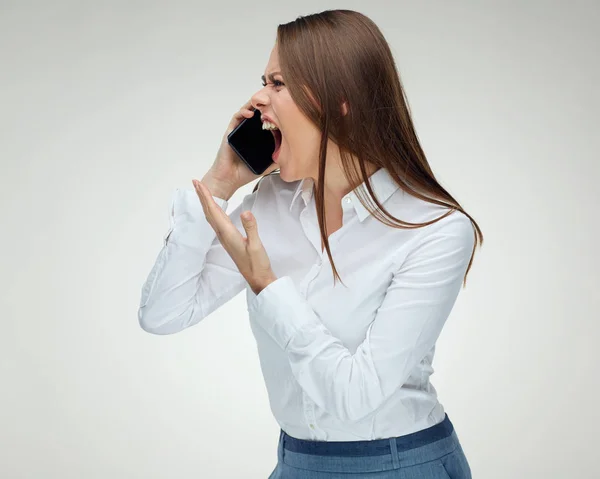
[277,94,319,157]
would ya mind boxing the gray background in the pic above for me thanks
[1,1,598,477]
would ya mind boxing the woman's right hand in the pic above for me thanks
[205,99,280,194]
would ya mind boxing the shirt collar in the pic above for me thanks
[288,167,401,222]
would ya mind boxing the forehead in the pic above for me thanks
[264,44,280,73]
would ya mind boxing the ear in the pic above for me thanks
[341,101,348,116]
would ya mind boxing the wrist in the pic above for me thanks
[200,174,237,201]
[251,272,278,296]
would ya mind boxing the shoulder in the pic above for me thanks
[409,208,476,264]
[386,188,475,257]
[437,209,475,253]
[387,187,473,238]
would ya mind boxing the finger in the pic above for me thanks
[194,180,214,227]
[241,211,260,247]
[236,108,256,120]
[196,181,241,243]
[198,182,218,211]
[193,180,206,208]
[215,213,246,256]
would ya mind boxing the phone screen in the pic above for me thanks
[227,109,276,175]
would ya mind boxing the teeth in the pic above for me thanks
[262,121,279,130]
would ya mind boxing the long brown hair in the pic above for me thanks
[255,9,483,287]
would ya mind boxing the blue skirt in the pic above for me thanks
[268,413,471,478]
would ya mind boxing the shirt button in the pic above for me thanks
[309,424,315,429]
[344,196,352,204]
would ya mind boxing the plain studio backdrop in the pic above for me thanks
[1,1,598,478]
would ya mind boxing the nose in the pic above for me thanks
[250,87,270,113]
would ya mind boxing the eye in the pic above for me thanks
[261,80,285,88]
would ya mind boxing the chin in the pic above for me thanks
[278,167,296,183]
[277,166,291,182]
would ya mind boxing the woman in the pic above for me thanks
[138,9,482,478]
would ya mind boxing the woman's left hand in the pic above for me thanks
[193,179,277,296]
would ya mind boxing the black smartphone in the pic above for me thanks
[227,108,277,175]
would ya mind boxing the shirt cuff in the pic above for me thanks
[248,275,322,350]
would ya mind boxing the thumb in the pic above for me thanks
[241,212,260,245]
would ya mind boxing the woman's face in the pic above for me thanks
[251,44,322,182]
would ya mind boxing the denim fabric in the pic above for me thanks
[267,414,471,478]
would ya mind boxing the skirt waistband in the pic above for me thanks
[281,413,454,457]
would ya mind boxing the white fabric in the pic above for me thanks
[138,167,475,441]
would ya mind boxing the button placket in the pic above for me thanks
[302,390,326,439]
[302,390,316,435]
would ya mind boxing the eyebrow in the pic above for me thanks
[261,71,282,83]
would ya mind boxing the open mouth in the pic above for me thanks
[272,129,282,154]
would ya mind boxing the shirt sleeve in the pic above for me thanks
[247,212,475,422]
[138,186,257,334]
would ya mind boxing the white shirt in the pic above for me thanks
[138,167,475,441]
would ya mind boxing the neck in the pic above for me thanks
[310,149,380,206]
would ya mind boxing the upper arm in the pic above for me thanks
[368,211,476,396]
